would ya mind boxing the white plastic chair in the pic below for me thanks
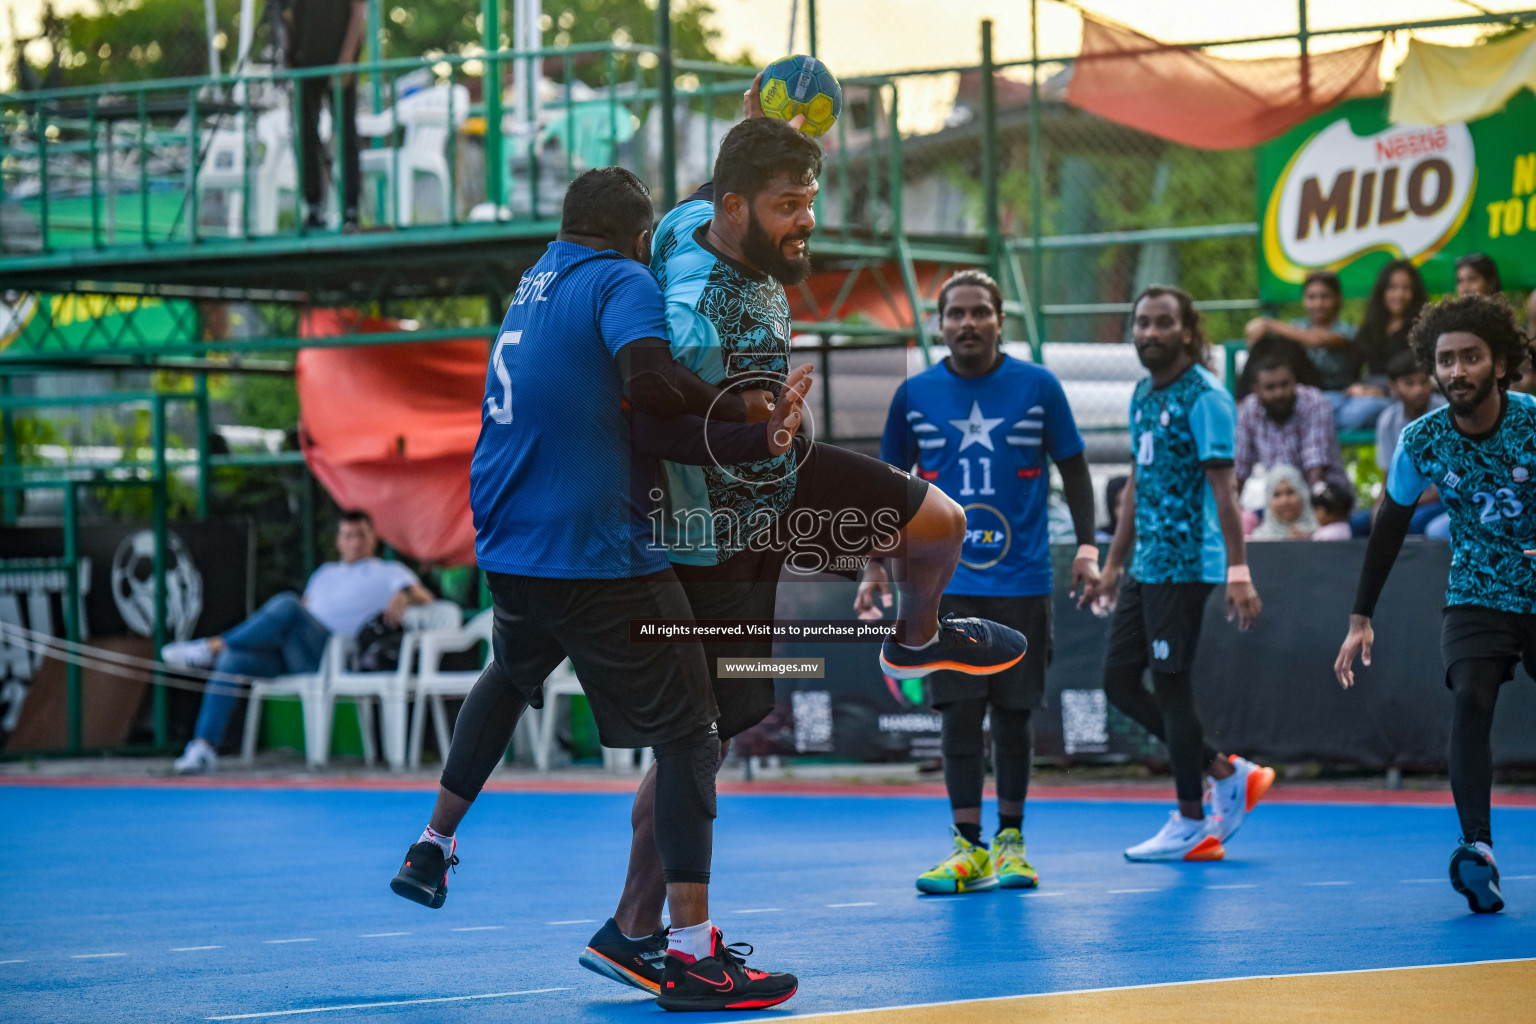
[196,107,295,237]
[312,601,463,770]
[406,608,543,769]
[240,635,335,767]
[534,662,654,775]
[358,83,470,226]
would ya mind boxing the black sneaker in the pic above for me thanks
[1450,840,1504,914]
[656,928,797,1012]
[390,840,458,909]
[579,918,668,993]
[879,615,1027,680]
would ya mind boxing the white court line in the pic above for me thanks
[171,946,223,952]
[1400,878,1440,884]
[765,958,1536,1021]
[1019,891,1065,898]
[450,926,504,932]
[545,919,596,926]
[263,939,316,944]
[1106,888,1162,894]
[204,987,570,1020]
[359,932,410,938]
[825,902,877,908]
[1506,874,1536,880]
[0,959,26,964]
[71,952,127,959]
[1304,881,1353,887]
[1205,884,1257,890]
[733,908,782,914]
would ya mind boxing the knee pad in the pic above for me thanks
[655,730,720,819]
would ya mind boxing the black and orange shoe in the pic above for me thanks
[579,918,669,993]
[879,615,1027,680]
[389,840,458,909]
[656,929,797,1012]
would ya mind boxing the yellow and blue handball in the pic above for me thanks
[759,54,843,138]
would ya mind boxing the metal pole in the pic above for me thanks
[63,484,81,753]
[1,375,16,524]
[152,396,169,749]
[656,0,678,209]
[980,20,1001,283]
[195,378,211,519]
[1298,0,1312,102]
[1028,0,1045,349]
[203,0,222,77]
[808,0,818,57]
[483,0,504,211]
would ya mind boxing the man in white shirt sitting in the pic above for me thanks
[164,509,434,773]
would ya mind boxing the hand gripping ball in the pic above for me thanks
[759,54,843,138]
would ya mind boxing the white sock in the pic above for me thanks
[898,630,940,651]
[666,920,715,963]
[419,824,455,857]
[1475,840,1496,865]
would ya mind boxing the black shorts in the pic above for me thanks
[1441,604,1536,687]
[677,440,930,740]
[484,568,717,750]
[926,594,1052,710]
[1103,577,1214,675]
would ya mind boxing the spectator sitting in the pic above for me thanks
[163,509,435,774]
[1095,474,1128,545]
[1351,259,1429,415]
[1250,464,1317,541]
[1455,252,1502,298]
[1310,480,1354,541]
[1235,333,1322,402]
[1245,271,1377,429]
[1374,349,1447,535]
[1235,348,1352,497]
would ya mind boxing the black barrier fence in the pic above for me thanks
[748,540,1536,770]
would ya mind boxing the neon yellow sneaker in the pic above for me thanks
[990,828,1039,889]
[915,826,999,894]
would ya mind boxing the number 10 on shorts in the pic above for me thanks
[486,330,521,425]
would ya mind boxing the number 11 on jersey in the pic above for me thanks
[486,330,521,424]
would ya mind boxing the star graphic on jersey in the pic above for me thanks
[949,401,1004,452]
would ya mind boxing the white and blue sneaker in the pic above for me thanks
[1450,841,1503,914]
[879,616,1026,680]
[161,639,215,669]
[1125,810,1225,862]
[173,738,218,774]
[1209,755,1276,844]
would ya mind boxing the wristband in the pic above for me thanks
[1226,564,1252,583]
[1074,544,1100,562]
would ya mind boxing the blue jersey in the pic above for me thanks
[650,197,795,564]
[469,241,671,579]
[1386,391,1536,614]
[880,356,1084,597]
[1128,364,1236,585]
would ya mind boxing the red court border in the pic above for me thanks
[3,774,1535,807]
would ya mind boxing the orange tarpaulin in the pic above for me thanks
[296,310,485,566]
[1066,13,1382,151]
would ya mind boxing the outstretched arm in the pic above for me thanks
[1335,495,1414,688]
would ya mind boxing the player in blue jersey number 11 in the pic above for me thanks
[1336,295,1536,915]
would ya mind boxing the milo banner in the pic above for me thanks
[1259,89,1536,300]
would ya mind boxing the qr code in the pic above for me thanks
[791,689,833,753]
[1060,688,1108,755]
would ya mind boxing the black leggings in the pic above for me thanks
[1102,664,1216,804]
[1449,658,1504,847]
[439,660,718,883]
[940,698,1033,812]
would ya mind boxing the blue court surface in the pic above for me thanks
[3,783,1534,1023]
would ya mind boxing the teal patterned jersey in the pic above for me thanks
[1128,364,1236,585]
[1386,391,1536,613]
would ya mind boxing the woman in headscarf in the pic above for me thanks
[1250,463,1318,541]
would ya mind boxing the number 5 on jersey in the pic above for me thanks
[486,330,521,424]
